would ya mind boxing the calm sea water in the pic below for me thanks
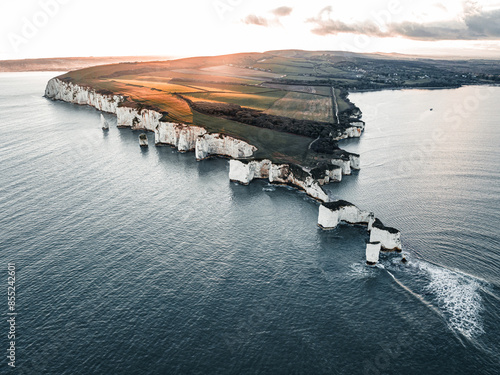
[0,73,499,375]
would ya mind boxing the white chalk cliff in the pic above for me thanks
[155,122,207,152]
[318,200,375,229]
[366,242,381,264]
[45,78,257,161]
[229,159,344,202]
[195,133,257,161]
[45,78,122,113]
[116,107,163,131]
[332,122,365,140]
[329,151,360,175]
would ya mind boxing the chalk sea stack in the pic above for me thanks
[139,133,148,147]
[366,241,381,265]
[100,114,109,130]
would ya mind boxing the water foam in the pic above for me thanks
[419,262,485,339]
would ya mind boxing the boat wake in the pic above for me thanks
[419,261,485,339]
[381,255,486,342]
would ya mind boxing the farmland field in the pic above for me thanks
[266,92,333,122]
[57,51,367,164]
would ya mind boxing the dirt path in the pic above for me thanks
[330,86,339,125]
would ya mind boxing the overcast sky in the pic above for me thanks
[1,0,500,60]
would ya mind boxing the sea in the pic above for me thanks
[0,72,499,375]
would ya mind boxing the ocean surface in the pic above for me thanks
[0,72,499,375]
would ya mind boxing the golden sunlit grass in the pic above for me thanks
[168,69,258,84]
[184,91,286,111]
[113,79,205,94]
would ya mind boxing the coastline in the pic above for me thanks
[44,76,402,254]
[350,83,500,93]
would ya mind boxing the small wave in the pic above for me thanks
[262,185,276,192]
[347,262,377,279]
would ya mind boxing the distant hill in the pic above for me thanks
[0,56,172,72]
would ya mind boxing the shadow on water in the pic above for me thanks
[195,157,229,177]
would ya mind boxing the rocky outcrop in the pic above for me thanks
[101,114,109,130]
[195,133,257,161]
[229,159,271,184]
[369,219,402,251]
[269,163,329,202]
[348,153,361,170]
[310,164,342,184]
[332,122,365,141]
[329,150,360,175]
[139,134,148,147]
[45,78,122,113]
[330,158,352,175]
[229,159,335,202]
[116,107,163,131]
[156,124,256,159]
[318,200,375,229]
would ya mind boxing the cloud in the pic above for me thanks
[243,14,269,27]
[272,6,293,17]
[243,5,293,27]
[308,3,500,40]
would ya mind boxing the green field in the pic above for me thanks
[192,111,312,163]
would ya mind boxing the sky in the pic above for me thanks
[1,0,500,60]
